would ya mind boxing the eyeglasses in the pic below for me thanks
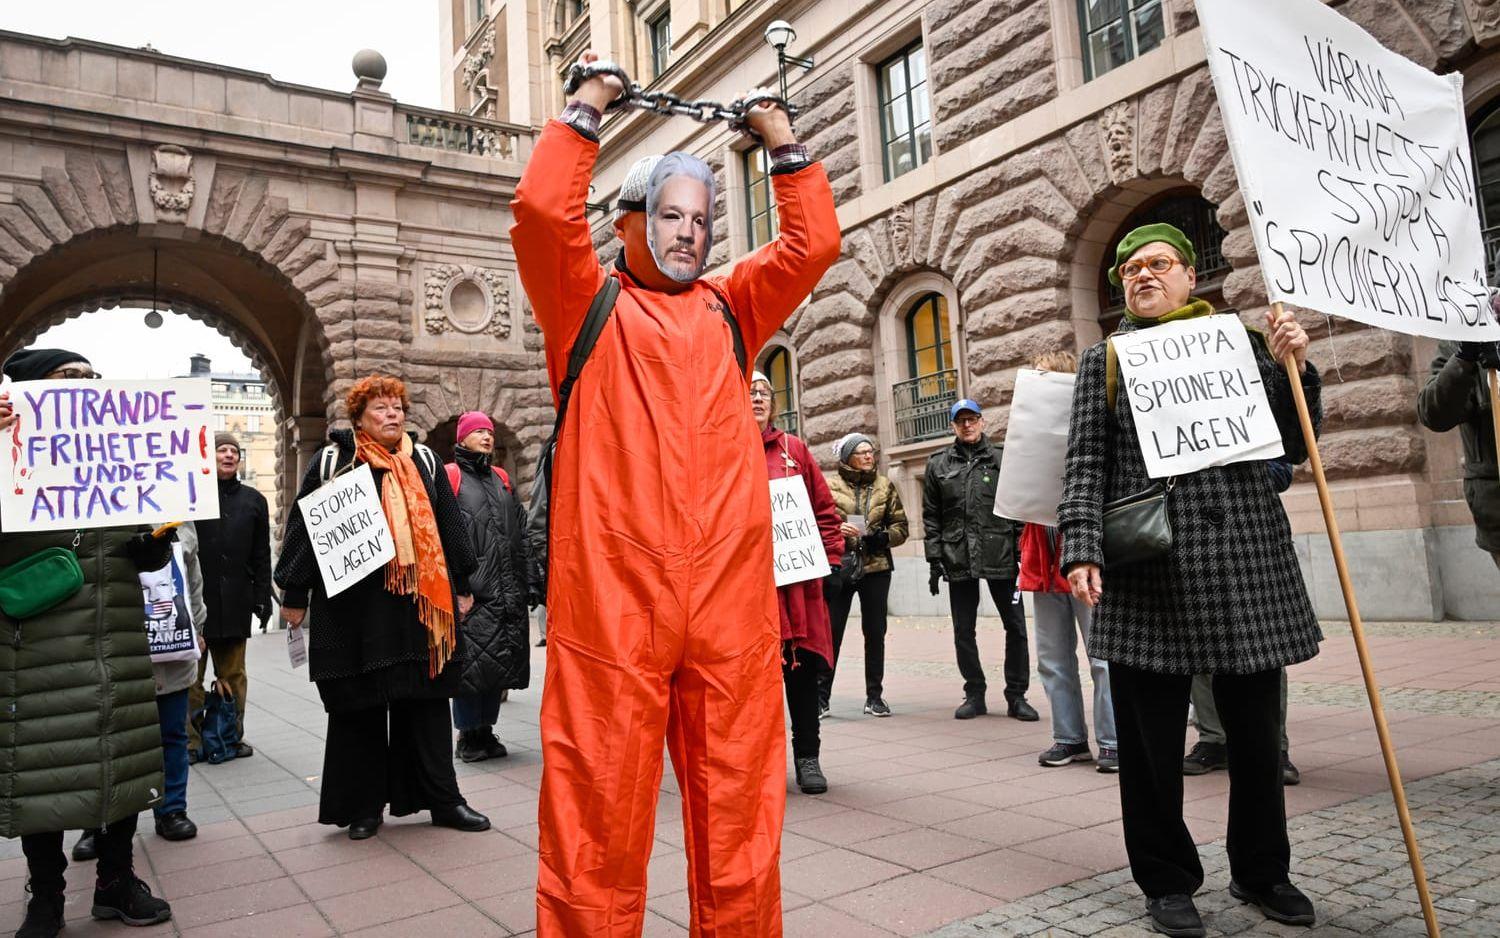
[952,415,982,427]
[1118,254,1184,282]
[748,389,774,401]
[46,367,101,380]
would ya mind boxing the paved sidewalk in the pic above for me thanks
[0,614,1496,936]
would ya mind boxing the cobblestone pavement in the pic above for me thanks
[0,613,1496,936]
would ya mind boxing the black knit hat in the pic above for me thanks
[2,348,90,381]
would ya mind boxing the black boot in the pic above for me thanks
[1145,894,1204,937]
[479,728,509,759]
[155,812,198,841]
[70,829,98,861]
[16,886,63,938]
[455,729,487,763]
[431,803,490,832]
[794,757,828,794]
[954,695,987,720]
[348,816,383,841]
[91,874,172,926]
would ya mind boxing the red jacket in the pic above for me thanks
[1018,523,1070,594]
[762,426,840,668]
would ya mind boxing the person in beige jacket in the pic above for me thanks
[820,433,908,717]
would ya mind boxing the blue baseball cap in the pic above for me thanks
[949,399,982,420]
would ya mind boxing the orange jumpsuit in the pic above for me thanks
[512,121,840,936]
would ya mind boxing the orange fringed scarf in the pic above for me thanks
[355,431,456,677]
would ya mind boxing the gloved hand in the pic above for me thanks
[928,563,943,596]
[861,530,890,552]
[1456,341,1500,369]
[125,531,174,571]
[255,604,271,629]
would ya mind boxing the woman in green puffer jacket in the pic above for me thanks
[818,433,908,718]
[0,348,173,937]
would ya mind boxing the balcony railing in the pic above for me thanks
[776,409,800,438]
[893,369,959,445]
[401,106,530,160]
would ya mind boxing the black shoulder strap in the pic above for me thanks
[704,282,748,374]
[554,276,622,436]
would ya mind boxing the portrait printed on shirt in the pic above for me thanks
[140,543,199,662]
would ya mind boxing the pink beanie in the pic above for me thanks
[456,411,494,443]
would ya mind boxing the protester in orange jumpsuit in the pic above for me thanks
[512,52,840,937]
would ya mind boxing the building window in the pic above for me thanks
[1097,190,1229,334]
[247,414,261,433]
[1472,102,1500,280]
[877,41,932,182]
[649,11,672,78]
[474,0,486,22]
[1079,0,1165,81]
[214,414,227,431]
[743,148,779,249]
[762,346,797,436]
[246,384,263,397]
[894,293,958,443]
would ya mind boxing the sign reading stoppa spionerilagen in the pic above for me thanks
[1,379,220,532]
[1197,0,1500,341]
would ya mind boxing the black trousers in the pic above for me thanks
[1110,662,1290,898]
[319,697,466,826]
[819,570,892,704]
[948,578,1029,701]
[783,647,822,760]
[21,813,138,895]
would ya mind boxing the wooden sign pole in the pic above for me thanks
[1274,303,1439,937]
[1488,370,1500,467]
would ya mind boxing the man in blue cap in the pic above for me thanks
[922,399,1036,721]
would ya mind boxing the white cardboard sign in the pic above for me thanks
[1197,0,1500,340]
[994,369,1076,527]
[0,379,220,532]
[769,475,832,587]
[1112,316,1285,479]
[297,463,396,598]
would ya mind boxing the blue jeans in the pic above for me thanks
[155,688,190,817]
[1032,592,1116,749]
[452,692,502,732]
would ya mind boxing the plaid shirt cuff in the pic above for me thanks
[769,143,810,171]
[560,102,602,138]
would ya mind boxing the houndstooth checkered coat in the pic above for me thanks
[1057,315,1324,675]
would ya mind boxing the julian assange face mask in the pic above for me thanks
[644,152,716,284]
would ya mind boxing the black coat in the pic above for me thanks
[274,430,477,713]
[1417,343,1500,553]
[1057,316,1324,675]
[922,439,1020,581]
[449,446,531,695]
[196,476,272,640]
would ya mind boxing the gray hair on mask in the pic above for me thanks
[644,151,717,283]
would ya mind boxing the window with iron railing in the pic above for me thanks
[1079,0,1165,81]
[1098,191,1229,335]
[877,41,932,182]
[649,11,672,78]
[894,293,958,444]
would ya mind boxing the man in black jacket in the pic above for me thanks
[923,399,1037,721]
[1417,337,1500,568]
[187,433,271,761]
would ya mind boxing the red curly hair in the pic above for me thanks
[345,375,410,423]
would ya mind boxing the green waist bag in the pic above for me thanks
[0,547,85,620]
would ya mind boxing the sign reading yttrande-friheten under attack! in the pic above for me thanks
[1,379,219,532]
[1197,0,1500,340]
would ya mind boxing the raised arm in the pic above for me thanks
[718,104,842,360]
[1417,342,1481,433]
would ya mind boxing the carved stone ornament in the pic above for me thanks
[424,263,511,338]
[462,30,496,88]
[1099,100,1137,186]
[889,201,914,266]
[149,144,195,222]
[1467,0,1500,46]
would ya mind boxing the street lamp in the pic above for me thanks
[763,19,813,102]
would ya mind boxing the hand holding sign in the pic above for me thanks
[1265,307,1310,373]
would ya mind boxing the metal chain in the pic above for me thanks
[564,62,798,131]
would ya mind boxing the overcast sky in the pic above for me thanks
[6,1,444,108]
[6,3,446,382]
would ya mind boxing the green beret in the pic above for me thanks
[1109,222,1198,286]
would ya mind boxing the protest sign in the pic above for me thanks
[769,475,831,587]
[994,369,1076,526]
[1112,316,1284,479]
[140,542,201,663]
[0,379,219,533]
[297,463,395,598]
[1197,0,1500,341]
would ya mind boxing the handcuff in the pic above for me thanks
[563,60,797,140]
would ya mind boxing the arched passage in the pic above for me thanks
[0,227,335,524]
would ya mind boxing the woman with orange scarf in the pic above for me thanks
[275,376,490,839]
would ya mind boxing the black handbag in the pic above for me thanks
[1102,478,1174,566]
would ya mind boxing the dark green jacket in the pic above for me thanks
[922,439,1021,582]
[0,528,165,837]
[1417,342,1500,553]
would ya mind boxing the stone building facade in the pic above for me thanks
[447,0,1500,619]
[182,354,279,508]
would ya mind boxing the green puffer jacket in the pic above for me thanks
[825,466,909,574]
[0,527,165,837]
